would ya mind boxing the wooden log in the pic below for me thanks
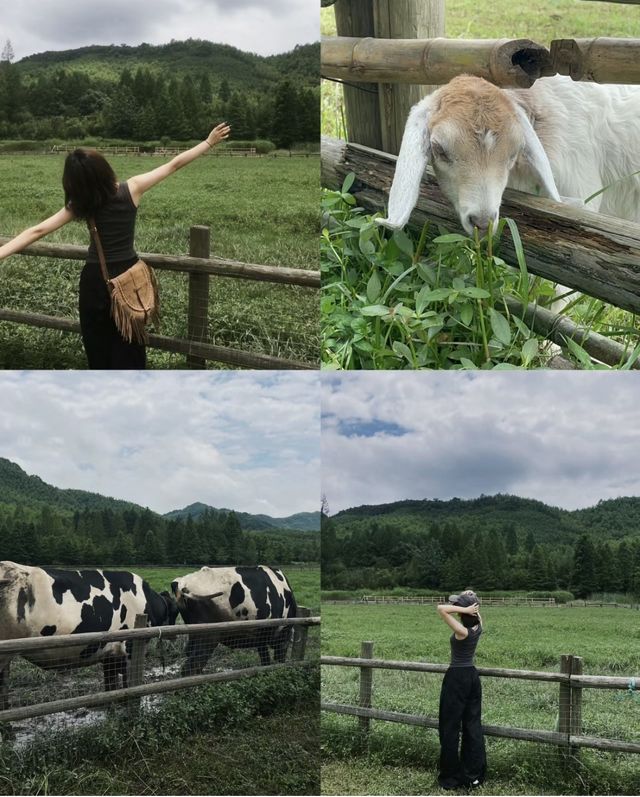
[0,309,315,370]
[187,225,211,368]
[551,37,640,84]
[127,613,148,716]
[0,238,319,288]
[333,0,383,149]
[322,36,553,88]
[291,606,312,661]
[504,298,640,369]
[0,617,321,655]
[321,136,640,314]
[359,641,374,736]
[372,0,445,154]
[559,655,573,758]
[570,656,583,758]
[0,660,314,724]
[322,702,640,753]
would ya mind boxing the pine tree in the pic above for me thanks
[571,535,597,598]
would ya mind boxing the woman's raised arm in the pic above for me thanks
[0,206,75,261]
[128,122,231,205]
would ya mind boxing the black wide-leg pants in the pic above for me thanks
[79,259,146,370]
[438,666,486,789]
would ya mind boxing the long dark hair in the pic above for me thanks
[62,149,117,219]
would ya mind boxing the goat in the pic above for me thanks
[377,75,640,236]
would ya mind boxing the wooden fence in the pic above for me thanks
[322,642,640,755]
[361,595,556,606]
[47,146,318,158]
[0,612,319,725]
[0,225,319,370]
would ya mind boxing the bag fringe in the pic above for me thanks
[109,260,161,345]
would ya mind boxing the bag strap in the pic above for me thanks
[87,217,110,285]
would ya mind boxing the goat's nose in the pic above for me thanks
[466,213,498,234]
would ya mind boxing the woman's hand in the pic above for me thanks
[460,603,480,615]
[206,122,231,147]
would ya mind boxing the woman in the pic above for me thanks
[0,122,230,369]
[436,589,486,790]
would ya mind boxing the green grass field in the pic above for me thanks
[0,154,319,368]
[322,603,640,795]
[137,564,320,612]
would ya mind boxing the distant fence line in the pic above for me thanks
[322,642,640,756]
[0,611,319,725]
[360,595,556,607]
[0,225,319,370]
[41,145,319,158]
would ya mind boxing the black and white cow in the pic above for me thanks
[0,560,178,707]
[171,565,297,675]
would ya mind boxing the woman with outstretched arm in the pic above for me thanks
[436,589,486,790]
[0,122,230,369]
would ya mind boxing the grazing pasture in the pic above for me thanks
[0,154,319,368]
[322,603,640,795]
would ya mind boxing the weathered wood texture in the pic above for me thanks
[552,37,640,83]
[322,36,553,88]
[187,225,211,368]
[127,613,148,716]
[358,641,374,735]
[0,309,313,370]
[0,238,319,288]
[291,607,312,661]
[322,136,640,314]
[334,0,383,149]
[0,616,321,655]
[321,702,640,753]
[372,0,445,154]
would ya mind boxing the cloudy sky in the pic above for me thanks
[0,371,319,516]
[322,372,640,513]
[1,0,318,61]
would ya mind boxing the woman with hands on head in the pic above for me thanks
[436,589,486,790]
[0,122,231,369]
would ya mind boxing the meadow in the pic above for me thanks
[0,153,319,368]
[322,603,640,795]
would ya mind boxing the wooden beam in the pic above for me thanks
[552,37,640,83]
[0,308,315,370]
[321,136,640,314]
[322,36,553,88]
[0,238,319,288]
[187,225,211,368]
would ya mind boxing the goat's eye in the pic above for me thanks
[432,142,451,164]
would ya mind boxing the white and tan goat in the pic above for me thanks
[377,74,640,235]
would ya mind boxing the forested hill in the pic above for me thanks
[323,494,640,596]
[16,40,319,89]
[332,494,640,544]
[165,502,320,532]
[0,457,141,513]
[0,458,319,566]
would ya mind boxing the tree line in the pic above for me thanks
[0,60,319,148]
[0,503,319,567]
[321,513,640,598]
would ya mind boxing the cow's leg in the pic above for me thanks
[181,636,216,676]
[102,657,120,691]
[118,656,128,689]
[257,643,271,667]
[273,629,290,663]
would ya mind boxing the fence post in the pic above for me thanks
[570,656,583,758]
[127,613,148,715]
[291,607,311,661]
[0,659,10,713]
[559,654,572,754]
[559,654,583,761]
[187,225,211,369]
[359,640,374,737]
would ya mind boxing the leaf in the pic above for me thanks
[459,303,473,327]
[565,336,593,368]
[460,287,490,299]
[392,341,413,362]
[460,357,477,369]
[366,271,381,303]
[415,284,431,315]
[341,172,355,194]
[492,363,523,370]
[360,305,390,317]
[433,233,469,244]
[392,228,415,257]
[423,287,453,302]
[521,337,539,366]
[489,308,512,346]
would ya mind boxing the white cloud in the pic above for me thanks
[322,372,640,513]
[0,371,320,516]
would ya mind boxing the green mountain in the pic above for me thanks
[332,494,640,544]
[0,457,143,514]
[15,40,320,90]
[164,502,320,532]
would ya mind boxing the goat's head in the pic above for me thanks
[377,75,560,236]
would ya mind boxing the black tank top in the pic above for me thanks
[449,625,482,667]
[86,181,138,265]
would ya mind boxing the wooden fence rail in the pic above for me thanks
[322,643,640,755]
[0,225,319,370]
[322,136,640,318]
[0,613,320,725]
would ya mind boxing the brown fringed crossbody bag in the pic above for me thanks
[88,218,160,344]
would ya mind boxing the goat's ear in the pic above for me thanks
[512,103,561,202]
[376,96,433,230]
